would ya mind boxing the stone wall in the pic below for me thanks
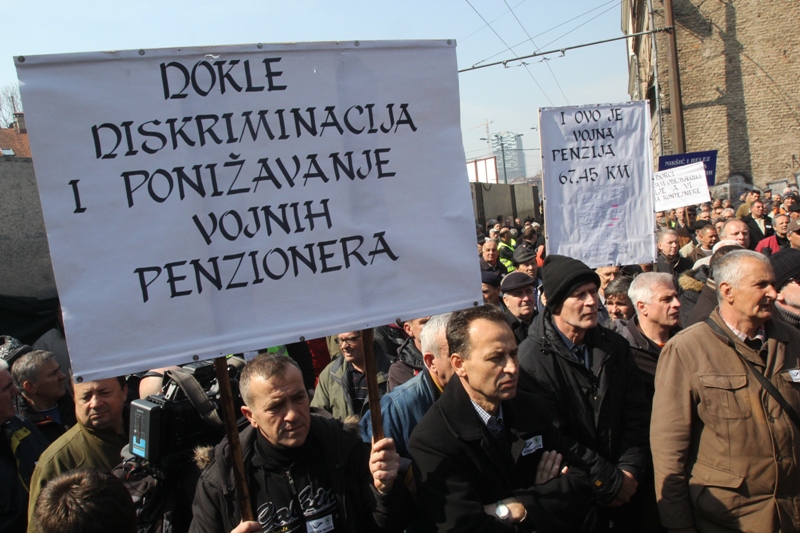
[0,158,57,298]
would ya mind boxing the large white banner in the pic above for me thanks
[540,102,656,268]
[16,41,479,382]
[653,161,711,211]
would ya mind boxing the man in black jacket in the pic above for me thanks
[190,353,409,533]
[743,199,773,249]
[653,230,693,286]
[609,272,681,401]
[500,272,539,345]
[387,316,430,391]
[10,350,75,443]
[518,255,650,532]
[409,306,593,532]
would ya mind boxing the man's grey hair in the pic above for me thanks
[657,229,678,243]
[714,249,772,303]
[720,207,735,218]
[420,313,452,357]
[628,273,675,308]
[11,350,56,388]
[605,276,633,299]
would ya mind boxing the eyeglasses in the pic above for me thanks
[335,334,361,346]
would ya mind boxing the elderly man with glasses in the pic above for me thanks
[311,330,390,421]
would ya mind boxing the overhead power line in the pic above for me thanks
[465,0,554,106]
[502,0,570,105]
[458,28,671,74]
[469,0,619,68]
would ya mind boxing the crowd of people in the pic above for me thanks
[2,185,800,533]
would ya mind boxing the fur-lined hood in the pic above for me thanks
[678,265,710,293]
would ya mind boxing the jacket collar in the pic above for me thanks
[626,316,677,353]
[707,309,791,365]
[438,374,502,442]
[536,309,609,370]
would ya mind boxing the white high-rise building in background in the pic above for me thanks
[490,132,526,183]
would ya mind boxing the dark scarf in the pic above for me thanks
[775,303,800,329]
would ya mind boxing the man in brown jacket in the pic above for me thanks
[652,249,800,532]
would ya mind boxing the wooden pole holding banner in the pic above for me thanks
[214,357,254,522]
[360,328,384,441]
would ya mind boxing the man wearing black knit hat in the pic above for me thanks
[770,248,800,330]
[518,255,650,532]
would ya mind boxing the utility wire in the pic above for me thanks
[465,0,554,106]
[503,0,570,105]
[470,0,618,67]
[459,0,530,43]
[538,1,621,50]
[459,28,671,73]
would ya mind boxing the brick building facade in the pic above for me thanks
[621,0,800,193]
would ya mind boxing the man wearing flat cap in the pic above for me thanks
[500,272,539,344]
[512,246,544,313]
[517,255,650,532]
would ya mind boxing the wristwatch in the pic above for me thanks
[495,503,511,523]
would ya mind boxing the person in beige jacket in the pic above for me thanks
[652,249,800,533]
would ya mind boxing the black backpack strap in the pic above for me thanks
[704,318,800,432]
[165,369,224,429]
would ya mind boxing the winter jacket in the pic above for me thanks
[387,338,424,391]
[652,310,800,532]
[497,241,516,273]
[27,421,126,532]
[480,258,506,278]
[360,368,440,459]
[610,317,678,401]
[190,417,410,533]
[755,233,789,256]
[503,307,533,345]
[409,374,594,532]
[677,265,709,326]
[654,253,694,289]
[14,393,76,444]
[684,283,718,327]
[1,416,49,533]
[743,214,773,249]
[311,349,389,421]
[517,311,650,507]
[683,244,713,265]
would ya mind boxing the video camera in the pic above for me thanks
[129,358,244,466]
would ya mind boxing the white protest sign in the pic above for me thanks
[653,161,710,211]
[540,102,656,268]
[16,41,479,382]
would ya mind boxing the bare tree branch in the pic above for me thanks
[0,84,22,128]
